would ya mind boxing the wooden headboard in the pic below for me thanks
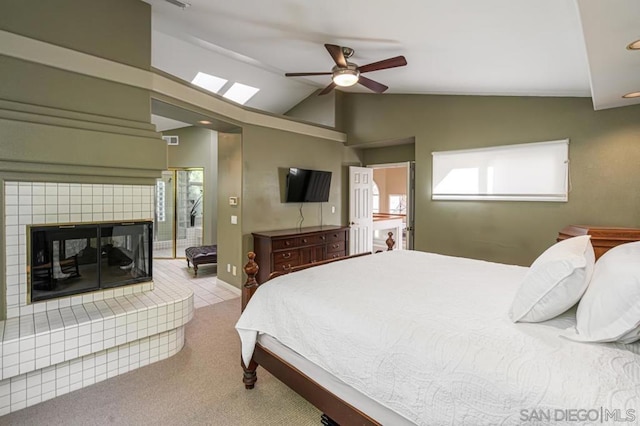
[557,225,640,260]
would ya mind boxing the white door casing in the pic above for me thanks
[407,161,416,250]
[349,166,373,255]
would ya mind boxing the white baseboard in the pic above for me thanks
[216,278,241,295]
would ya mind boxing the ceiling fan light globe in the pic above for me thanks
[332,69,360,87]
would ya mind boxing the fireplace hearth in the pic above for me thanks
[29,221,152,302]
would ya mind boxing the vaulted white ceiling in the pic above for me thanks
[144,0,640,116]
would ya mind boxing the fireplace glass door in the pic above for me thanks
[100,222,151,288]
[31,224,99,301]
[29,221,152,302]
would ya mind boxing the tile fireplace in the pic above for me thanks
[1,181,193,415]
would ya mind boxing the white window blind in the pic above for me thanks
[432,139,569,202]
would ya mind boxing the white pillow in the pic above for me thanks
[509,235,595,323]
[566,241,640,343]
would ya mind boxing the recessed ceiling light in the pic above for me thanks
[622,92,640,99]
[222,82,260,105]
[198,120,212,125]
[626,39,640,50]
[192,72,228,94]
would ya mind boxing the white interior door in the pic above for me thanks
[349,166,373,255]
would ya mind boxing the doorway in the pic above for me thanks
[369,162,415,250]
[154,168,205,258]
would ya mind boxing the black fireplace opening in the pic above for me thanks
[29,221,153,302]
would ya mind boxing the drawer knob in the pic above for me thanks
[282,253,291,259]
[332,244,339,248]
[302,238,308,243]
[320,236,326,240]
[285,241,291,246]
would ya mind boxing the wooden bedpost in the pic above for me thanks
[242,251,259,311]
[242,359,258,389]
[385,231,395,251]
[241,252,260,389]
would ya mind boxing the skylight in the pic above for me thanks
[223,82,260,105]
[191,72,227,93]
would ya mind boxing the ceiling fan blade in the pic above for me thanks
[318,82,336,96]
[325,44,347,68]
[285,72,332,77]
[358,56,407,74]
[358,76,388,93]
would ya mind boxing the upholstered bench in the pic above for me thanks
[185,245,218,276]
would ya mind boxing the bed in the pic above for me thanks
[235,226,640,425]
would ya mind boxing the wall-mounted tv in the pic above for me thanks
[285,167,332,203]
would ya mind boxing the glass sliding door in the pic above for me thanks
[176,169,203,257]
[154,168,204,258]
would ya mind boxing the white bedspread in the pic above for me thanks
[235,250,640,425]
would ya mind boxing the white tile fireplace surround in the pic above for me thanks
[1,181,194,415]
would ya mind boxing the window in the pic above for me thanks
[389,194,407,214]
[191,72,228,93]
[432,139,569,202]
[223,82,260,105]
[372,181,380,213]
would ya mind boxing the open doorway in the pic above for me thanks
[370,162,415,250]
[150,104,220,260]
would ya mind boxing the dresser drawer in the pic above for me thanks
[274,256,302,271]
[273,250,299,263]
[327,240,345,253]
[299,234,328,245]
[272,237,299,250]
[327,231,346,243]
[327,251,346,260]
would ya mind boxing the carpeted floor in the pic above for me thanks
[1,299,321,425]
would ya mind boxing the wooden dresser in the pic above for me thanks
[252,225,349,283]
[557,225,640,260]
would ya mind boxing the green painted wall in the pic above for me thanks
[341,94,640,266]
[241,124,346,231]
[166,126,219,244]
[0,56,151,122]
[284,90,336,127]
[362,144,416,165]
[217,133,243,287]
[218,124,359,288]
[0,0,151,69]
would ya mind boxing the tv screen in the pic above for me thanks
[285,168,332,202]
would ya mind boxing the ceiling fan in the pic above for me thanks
[285,44,407,96]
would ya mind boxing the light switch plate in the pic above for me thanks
[231,215,237,224]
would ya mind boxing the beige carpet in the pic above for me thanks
[2,299,321,425]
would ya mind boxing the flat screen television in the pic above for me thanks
[285,167,332,202]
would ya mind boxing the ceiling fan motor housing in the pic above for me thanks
[341,46,355,59]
